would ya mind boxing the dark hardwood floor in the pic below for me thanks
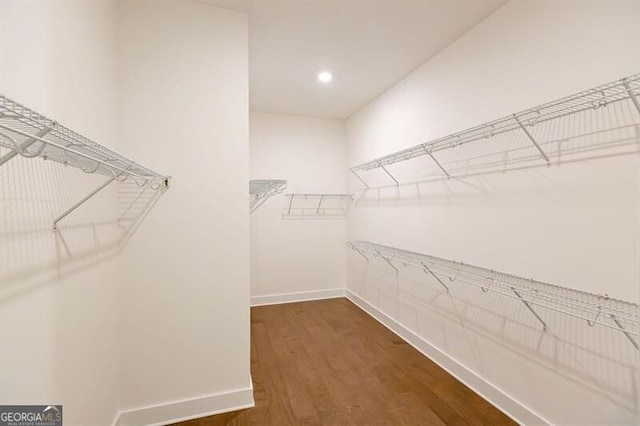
[174,298,515,425]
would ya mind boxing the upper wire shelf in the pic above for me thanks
[283,193,353,219]
[0,94,169,186]
[0,94,170,231]
[348,241,639,349]
[350,74,640,188]
[250,179,287,214]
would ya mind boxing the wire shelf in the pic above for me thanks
[0,94,169,186]
[350,73,640,187]
[250,179,287,214]
[283,193,353,219]
[0,94,170,231]
[348,241,639,348]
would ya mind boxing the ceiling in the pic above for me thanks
[204,0,507,119]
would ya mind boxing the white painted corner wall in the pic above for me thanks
[1,1,253,425]
[0,2,121,424]
[249,112,348,299]
[346,1,639,424]
[117,0,252,423]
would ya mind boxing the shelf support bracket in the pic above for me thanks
[421,262,449,293]
[377,161,399,186]
[348,243,369,262]
[316,194,325,214]
[350,169,369,190]
[286,195,294,215]
[512,287,548,332]
[376,250,398,274]
[0,128,51,166]
[514,114,551,165]
[52,176,117,232]
[622,79,640,115]
[423,147,450,178]
[610,314,639,351]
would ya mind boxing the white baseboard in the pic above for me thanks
[251,288,346,307]
[345,289,549,426]
[115,382,254,426]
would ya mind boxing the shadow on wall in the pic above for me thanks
[0,150,164,305]
[348,259,639,420]
[351,98,640,204]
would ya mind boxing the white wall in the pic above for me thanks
[117,1,252,423]
[1,1,252,424]
[250,112,347,300]
[0,1,121,424]
[346,1,639,424]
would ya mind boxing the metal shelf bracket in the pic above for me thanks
[512,287,548,332]
[350,168,370,190]
[375,250,398,274]
[420,262,449,293]
[423,146,450,178]
[513,114,551,165]
[377,161,399,186]
[316,194,325,214]
[348,242,369,262]
[53,175,116,232]
[611,314,639,350]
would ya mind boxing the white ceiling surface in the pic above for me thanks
[205,0,507,119]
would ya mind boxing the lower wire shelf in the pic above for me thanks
[347,240,639,350]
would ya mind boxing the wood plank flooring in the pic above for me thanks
[174,298,515,425]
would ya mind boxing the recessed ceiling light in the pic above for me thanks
[318,71,333,83]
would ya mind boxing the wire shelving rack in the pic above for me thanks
[348,241,639,350]
[283,193,353,219]
[349,74,640,188]
[0,94,170,232]
[250,179,287,214]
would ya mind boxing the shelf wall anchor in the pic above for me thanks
[350,168,370,190]
[610,314,639,350]
[377,161,399,186]
[514,115,551,164]
[376,250,398,274]
[420,262,449,292]
[52,175,119,233]
[623,79,640,114]
[512,287,548,332]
